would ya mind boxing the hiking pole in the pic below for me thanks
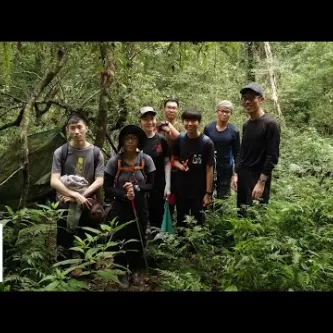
[130,199,149,273]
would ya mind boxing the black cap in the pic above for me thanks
[240,83,264,97]
[118,125,147,151]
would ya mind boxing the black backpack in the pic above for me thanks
[60,142,101,178]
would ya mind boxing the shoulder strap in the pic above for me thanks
[60,142,69,176]
[92,145,100,179]
[114,151,147,186]
[179,132,186,152]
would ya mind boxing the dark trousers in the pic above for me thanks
[147,187,165,228]
[107,196,148,272]
[176,193,206,228]
[56,202,92,261]
[237,168,272,217]
[215,167,233,199]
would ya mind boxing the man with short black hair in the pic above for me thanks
[233,83,281,216]
[172,109,215,227]
[50,112,105,261]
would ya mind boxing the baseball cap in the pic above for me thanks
[240,83,264,97]
[138,106,157,118]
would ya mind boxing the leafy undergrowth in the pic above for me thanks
[146,127,333,291]
[2,126,333,292]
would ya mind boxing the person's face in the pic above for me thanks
[241,90,264,114]
[183,118,200,134]
[140,113,156,133]
[217,107,231,123]
[123,134,139,152]
[67,120,88,144]
[164,101,178,121]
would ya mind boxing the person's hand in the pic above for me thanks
[231,173,238,192]
[180,159,189,172]
[58,195,75,203]
[164,184,171,199]
[123,182,135,200]
[203,194,212,207]
[252,182,265,201]
[72,192,92,209]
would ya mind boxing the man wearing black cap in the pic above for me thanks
[104,124,156,287]
[233,83,281,216]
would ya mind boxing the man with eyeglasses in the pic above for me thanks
[232,83,281,216]
[203,100,240,199]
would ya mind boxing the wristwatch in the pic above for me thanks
[206,191,213,196]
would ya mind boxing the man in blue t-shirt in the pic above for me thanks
[203,100,240,199]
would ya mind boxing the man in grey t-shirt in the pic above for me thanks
[50,112,105,262]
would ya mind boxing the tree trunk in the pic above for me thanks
[94,42,115,204]
[94,42,115,149]
[246,42,255,82]
[18,48,68,209]
[263,42,285,125]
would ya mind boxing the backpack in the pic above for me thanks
[114,151,147,186]
[60,142,101,178]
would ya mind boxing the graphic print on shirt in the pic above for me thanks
[192,154,202,165]
[74,157,84,177]
[154,144,162,153]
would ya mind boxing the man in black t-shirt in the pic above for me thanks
[139,106,171,228]
[172,109,215,227]
[233,83,281,216]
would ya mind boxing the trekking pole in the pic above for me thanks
[130,199,149,272]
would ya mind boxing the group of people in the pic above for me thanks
[50,82,281,287]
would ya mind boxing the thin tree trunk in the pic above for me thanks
[94,42,115,203]
[263,41,285,125]
[18,48,68,209]
[246,42,255,82]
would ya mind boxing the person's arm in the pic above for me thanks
[161,136,171,196]
[103,172,127,198]
[137,154,156,192]
[82,151,105,198]
[170,136,187,170]
[232,124,244,192]
[50,149,91,207]
[50,148,82,198]
[232,128,241,174]
[260,121,281,179]
[203,140,215,207]
[103,156,127,199]
[252,121,281,200]
[157,121,180,141]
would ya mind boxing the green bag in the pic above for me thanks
[161,200,174,233]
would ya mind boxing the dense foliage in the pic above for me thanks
[1,41,333,291]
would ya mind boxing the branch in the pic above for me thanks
[0,91,25,103]
[0,108,23,131]
[105,132,118,154]
[78,90,100,108]
[0,104,22,119]
[0,166,24,186]
[129,45,149,62]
